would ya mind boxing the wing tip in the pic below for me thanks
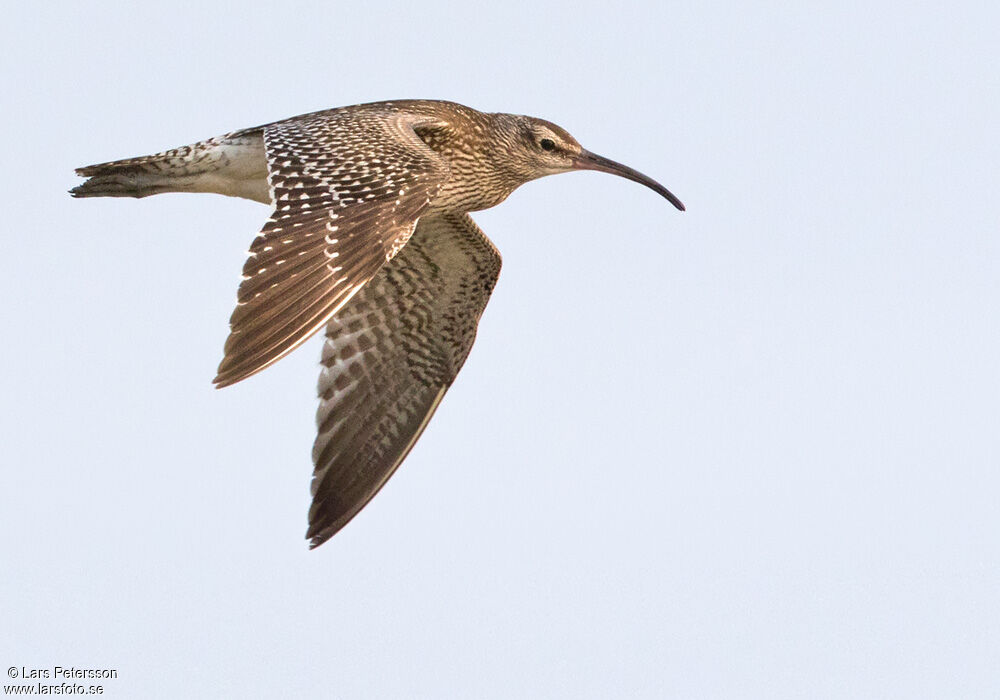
[212,368,258,389]
[212,362,242,389]
[306,523,340,550]
[212,347,276,388]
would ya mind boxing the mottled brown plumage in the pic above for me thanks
[71,99,684,548]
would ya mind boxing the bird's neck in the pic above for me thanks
[422,123,525,213]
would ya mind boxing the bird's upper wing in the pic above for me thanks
[306,213,502,548]
[214,108,451,387]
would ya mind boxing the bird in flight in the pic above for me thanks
[71,100,684,548]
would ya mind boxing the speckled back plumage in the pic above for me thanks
[215,105,453,387]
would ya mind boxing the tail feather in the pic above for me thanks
[70,164,164,198]
[70,132,269,202]
[75,154,168,177]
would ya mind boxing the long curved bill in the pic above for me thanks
[573,150,685,211]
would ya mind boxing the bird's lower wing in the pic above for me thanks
[214,109,450,387]
[307,213,502,548]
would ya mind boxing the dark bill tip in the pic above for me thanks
[574,150,685,211]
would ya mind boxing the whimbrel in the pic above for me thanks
[71,100,684,548]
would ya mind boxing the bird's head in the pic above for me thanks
[493,113,685,211]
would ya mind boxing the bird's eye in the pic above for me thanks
[539,138,556,152]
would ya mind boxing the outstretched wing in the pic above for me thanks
[214,109,450,387]
[307,213,502,548]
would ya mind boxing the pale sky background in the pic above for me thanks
[2,2,998,698]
